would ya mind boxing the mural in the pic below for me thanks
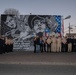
[1,15,62,50]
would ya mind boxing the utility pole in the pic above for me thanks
[69,23,70,37]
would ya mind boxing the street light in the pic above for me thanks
[64,15,71,20]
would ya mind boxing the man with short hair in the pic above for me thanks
[56,36,62,52]
[46,36,51,52]
[62,36,67,52]
[51,35,57,52]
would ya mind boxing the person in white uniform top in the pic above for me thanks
[56,36,62,52]
[51,35,57,52]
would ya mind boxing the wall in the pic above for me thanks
[1,15,62,51]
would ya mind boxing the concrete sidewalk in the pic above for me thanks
[0,51,76,65]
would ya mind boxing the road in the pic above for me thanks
[0,64,76,75]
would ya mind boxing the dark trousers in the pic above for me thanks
[40,44,43,52]
[43,43,46,52]
[34,44,36,53]
[47,44,51,52]
[10,44,13,52]
[62,43,67,52]
[0,46,3,54]
[72,43,74,52]
[2,45,5,53]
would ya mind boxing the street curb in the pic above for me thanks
[0,62,76,65]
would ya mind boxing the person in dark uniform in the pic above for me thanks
[7,37,13,52]
[0,36,3,54]
[8,38,11,52]
[40,37,44,53]
[2,36,6,53]
[43,37,46,52]
[36,36,40,52]
[34,36,37,53]
[0,36,5,54]
[71,36,74,52]
[34,35,40,53]
[74,38,76,52]
[73,37,76,52]
[7,38,11,52]
[62,36,67,52]
[5,37,9,53]
[10,37,13,52]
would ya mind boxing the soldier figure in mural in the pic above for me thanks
[4,15,32,41]
[33,20,46,37]
[1,15,34,50]
[29,15,59,38]
[45,16,58,33]
[28,15,46,37]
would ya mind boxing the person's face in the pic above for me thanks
[34,20,45,33]
[46,17,58,32]
[5,16,16,28]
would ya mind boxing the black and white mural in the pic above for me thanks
[1,15,62,51]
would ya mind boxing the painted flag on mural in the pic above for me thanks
[55,15,64,36]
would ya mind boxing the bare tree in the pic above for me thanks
[4,8,20,15]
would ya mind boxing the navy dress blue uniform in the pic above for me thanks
[0,38,5,54]
[10,39,13,52]
[34,36,40,53]
[2,38,6,53]
[0,38,3,54]
[72,38,76,52]
[71,37,75,52]
[74,39,76,52]
[40,38,44,52]
[34,37,37,53]
[62,37,67,52]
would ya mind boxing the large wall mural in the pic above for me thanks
[1,15,63,50]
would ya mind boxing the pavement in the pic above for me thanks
[0,51,76,65]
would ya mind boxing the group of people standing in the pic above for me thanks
[33,35,76,53]
[0,35,76,54]
[0,36,13,54]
